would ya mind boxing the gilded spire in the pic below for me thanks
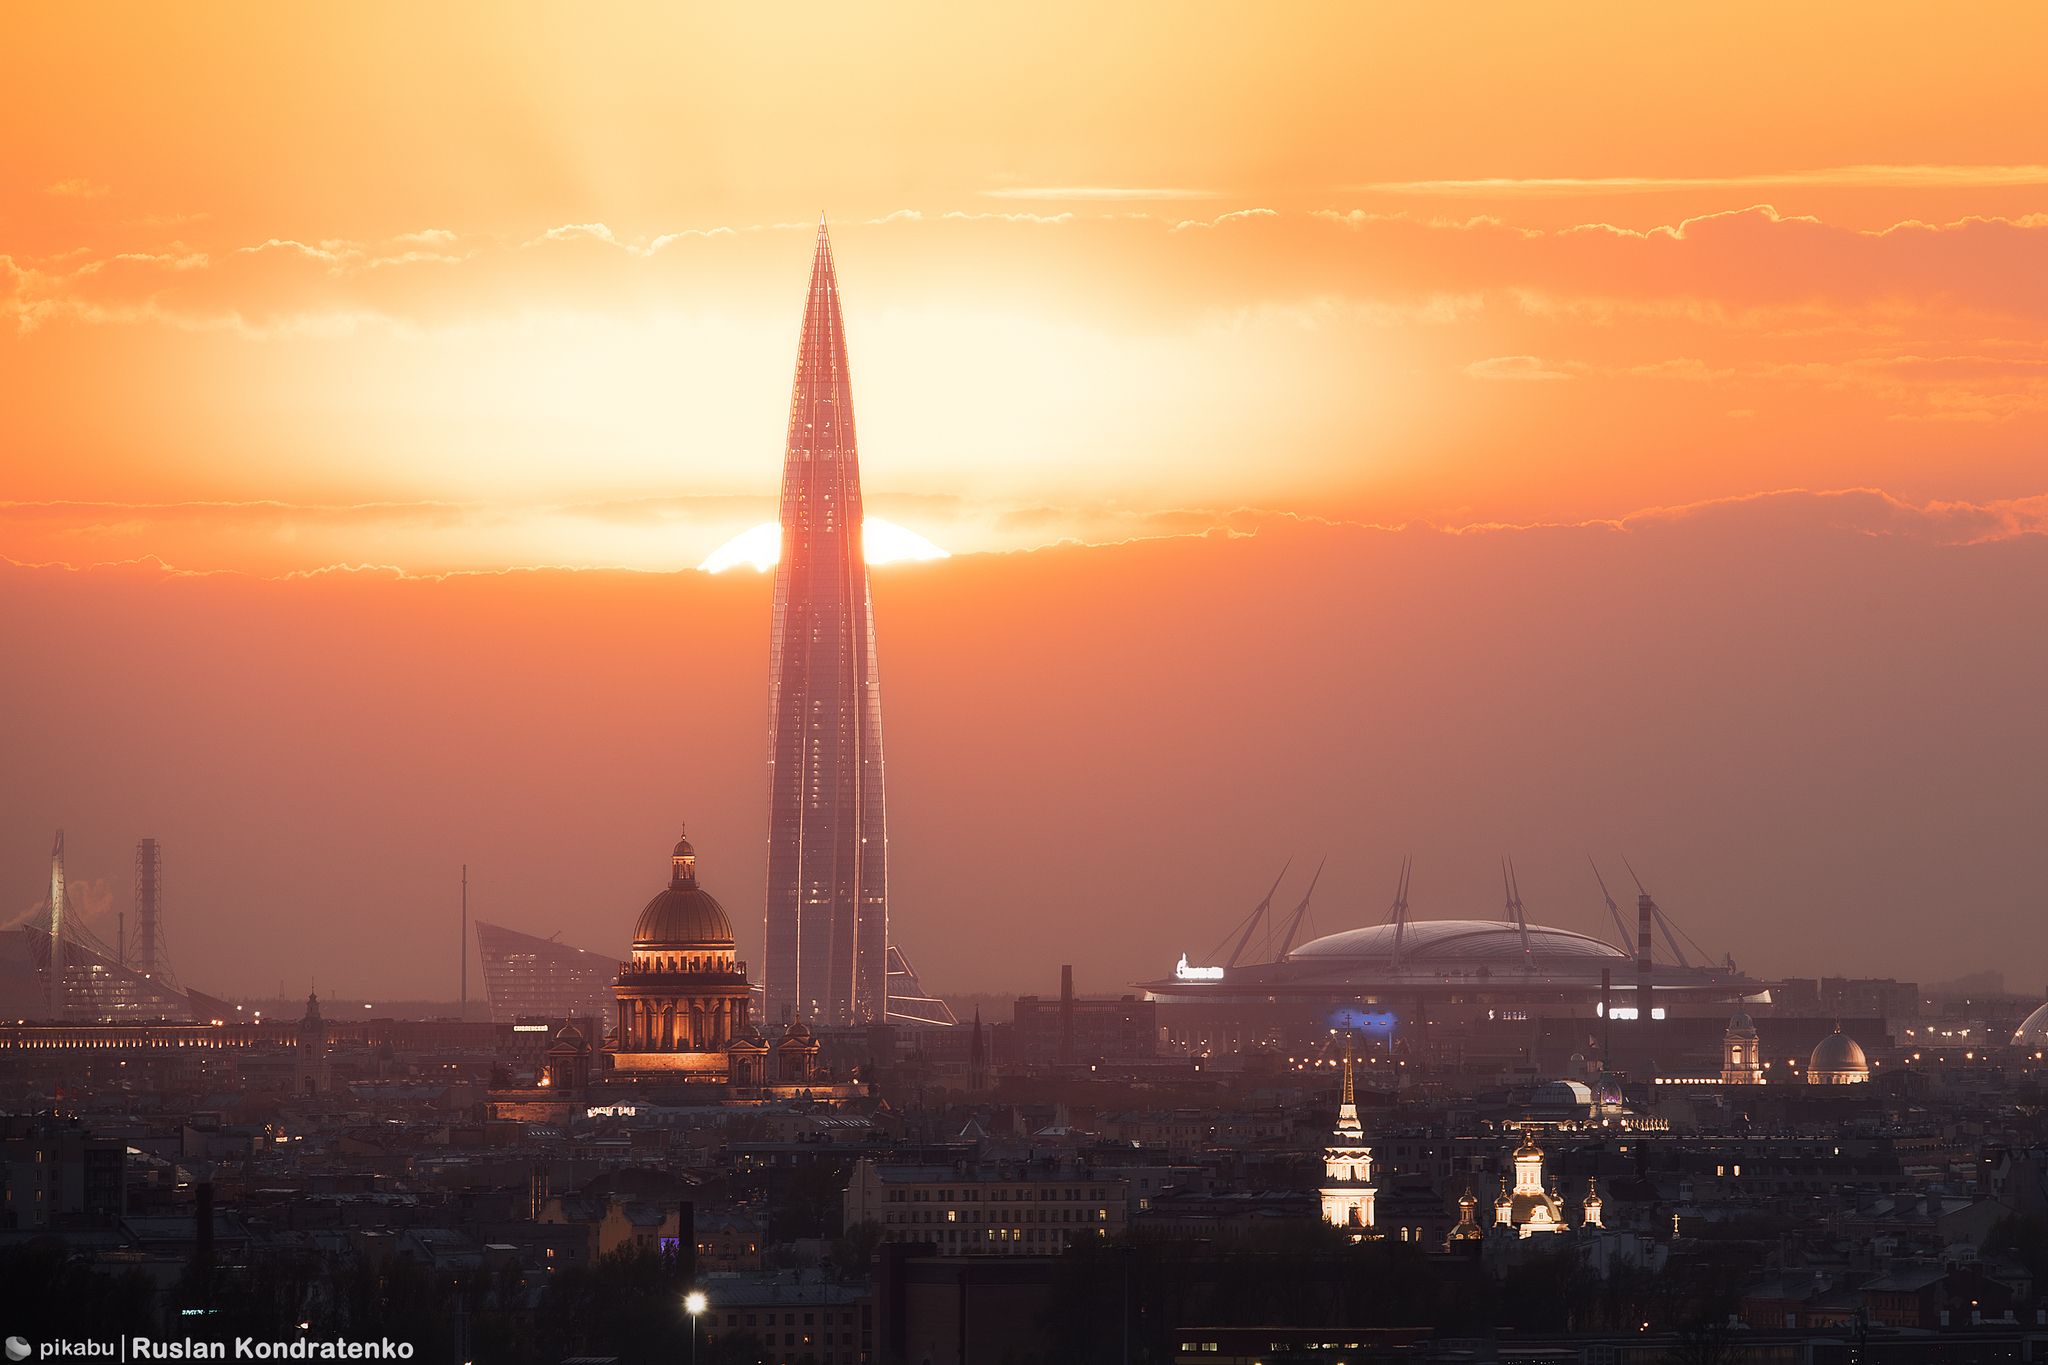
[1342,1036,1355,1109]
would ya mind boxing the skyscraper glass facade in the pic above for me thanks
[764,220,889,1026]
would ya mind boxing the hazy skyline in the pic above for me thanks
[6,489,2044,1001]
[4,3,2046,1004]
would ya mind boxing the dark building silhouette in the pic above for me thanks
[1012,991,1158,1063]
[764,218,890,1027]
[294,990,329,1094]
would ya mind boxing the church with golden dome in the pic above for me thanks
[488,831,854,1120]
[1807,1022,1871,1084]
[1494,1129,1569,1237]
[610,832,758,1078]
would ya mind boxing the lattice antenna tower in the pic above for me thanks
[134,837,179,992]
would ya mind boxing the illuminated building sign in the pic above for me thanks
[1599,1005,1665,1020]
[512,1024,550,1032]
[1327,1008,1397,1033]
[1174,954,1224,981]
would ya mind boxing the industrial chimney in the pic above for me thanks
[1637,892,1654,1025]
[1058,966,1075,1066]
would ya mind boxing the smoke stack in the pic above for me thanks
[1601,967,1612,1063]
[677,1199,696,1283]
[1637,892,1654,1025]
[196,1181,215,1261]
[1058,966,1075,1066]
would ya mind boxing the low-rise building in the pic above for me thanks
[842,1158,1129,1256]
[697,1271,870,1365]
[695,1208,763,1271]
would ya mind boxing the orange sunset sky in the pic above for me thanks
[5,4,2047,1001]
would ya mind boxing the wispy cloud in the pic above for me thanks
[982,187,1222,201]
[941,211,1074,224]
[10,489,2048,585]
[45,178,111,198]
[1359,164,2048,196]
[1169,208,1279,233]
[1465,355,1571,380]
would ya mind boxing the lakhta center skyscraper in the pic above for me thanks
[764,218,889,1027]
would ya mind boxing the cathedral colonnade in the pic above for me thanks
[616,993,748,1051]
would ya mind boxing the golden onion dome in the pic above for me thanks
[632,830,734,948]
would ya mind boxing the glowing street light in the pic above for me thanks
[685,1290,708,1364]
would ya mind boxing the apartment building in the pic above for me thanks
[842,1158,1128,1256]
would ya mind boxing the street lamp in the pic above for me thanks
[685,1290,707,1365]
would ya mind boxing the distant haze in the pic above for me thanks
[5,490,2043,1002]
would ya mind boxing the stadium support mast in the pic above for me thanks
[1503,857,1532,966]
[1387,857,1413,970]
[1225,860,1291,969]
[460,865,467,1022]
[1275,857,1326,960]
[1589,858,1632,953]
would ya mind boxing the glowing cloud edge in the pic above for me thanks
[699,518,950,573]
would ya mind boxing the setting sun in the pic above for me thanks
[698,518,950,573]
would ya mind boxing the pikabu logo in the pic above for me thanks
[18,1344,115,1359]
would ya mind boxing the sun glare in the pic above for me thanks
[699,523,783,573]
[699,518,950,573]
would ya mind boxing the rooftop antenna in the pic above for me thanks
[1503,857,1532,965]
[1388,856,1413,970]
[1589,857,1633,952]
[1275,857,1327,960]
[1624,857,1692,968]
[1225,859,1292,968]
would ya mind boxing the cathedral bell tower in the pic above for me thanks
[1318,1039,1376,1235]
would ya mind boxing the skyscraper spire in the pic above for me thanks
[764,218,890,1027]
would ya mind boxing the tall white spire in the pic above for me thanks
[1320,1033,1375,1234]
[1336,1036,1360,1134]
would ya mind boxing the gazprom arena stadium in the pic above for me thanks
[1136,917,1765,1057]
